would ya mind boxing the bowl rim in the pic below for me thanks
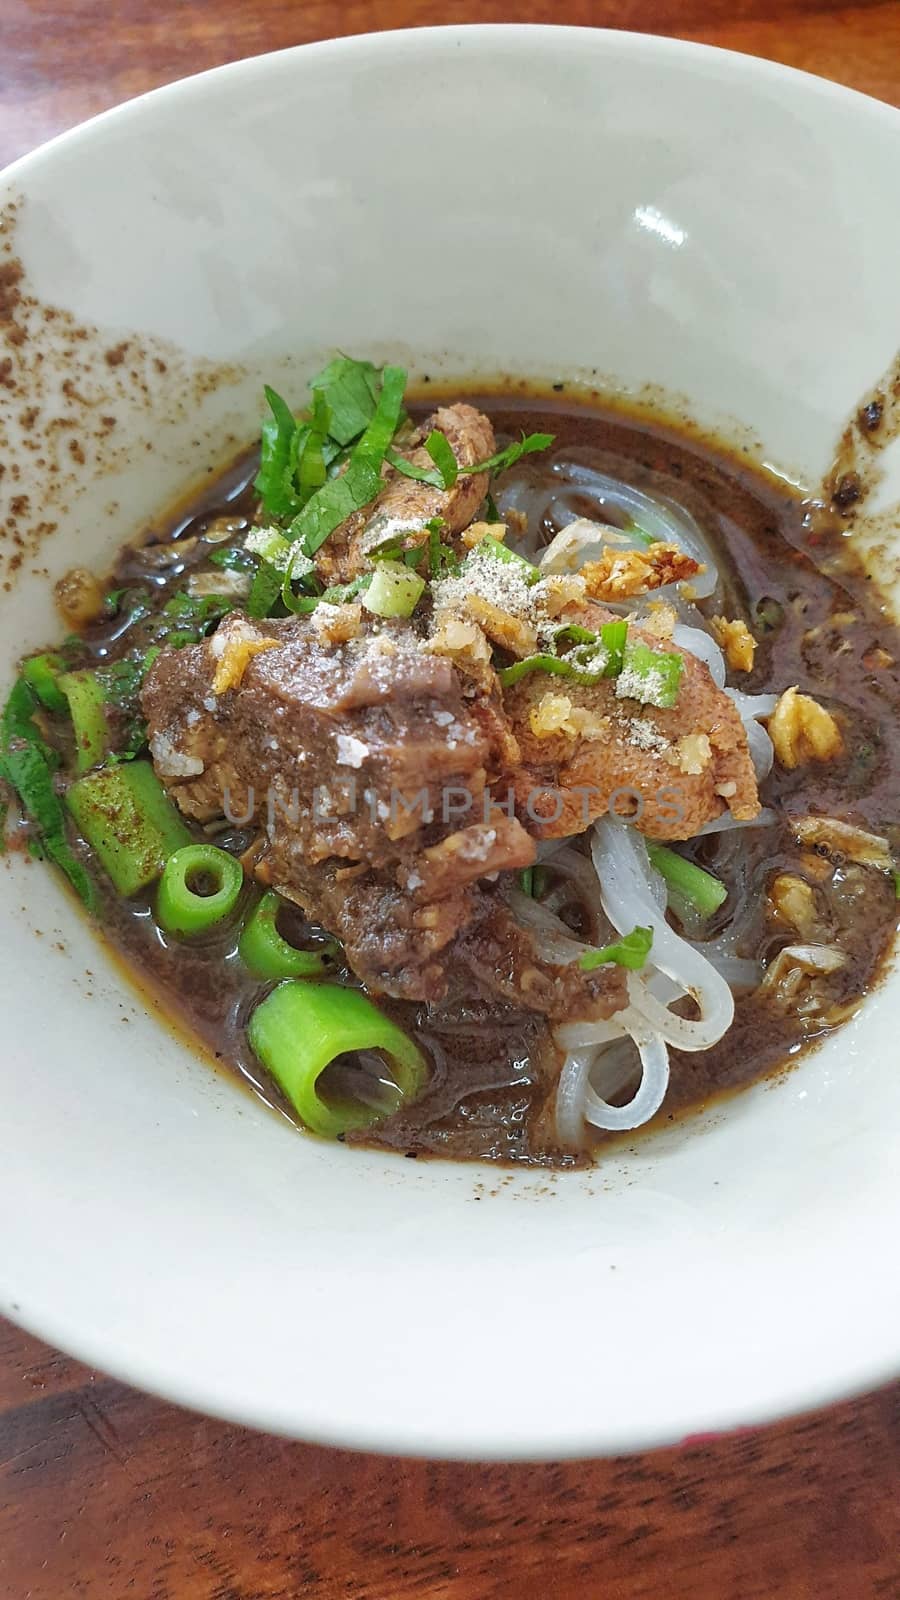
[3,23,900,1459]
[4,22,900,190]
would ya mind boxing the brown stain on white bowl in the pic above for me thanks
[0,196,246,592]
[814,352,900,601]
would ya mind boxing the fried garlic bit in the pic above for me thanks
[310,601,363,645]
[464,592,537,659]
[768,873,823,941]
[210,621,281,694]
[710,615,757,672]
[528,692,610,742]
[581,542,701,602]
[460,520,508,551]
[54,567,107,628]
[767,687,843,769]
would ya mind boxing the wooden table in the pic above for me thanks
[3,3,900,1596]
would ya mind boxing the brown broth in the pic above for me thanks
[43,393,900,1166]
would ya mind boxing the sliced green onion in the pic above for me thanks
[248,981,428,1138]
[473,533,540,584]
[239,891,341,980]
[58,670,110,772]
[647,843,728,920]
[616,639,684,710]
[362,559,425,619]
[460,432,554,477]
[518,865,534,897]
[1,676,95,906]
[498,620,628,689]
[157,843,243,936]
[66,760,191,897]
[627,519,659,549]
[580,926,654,972]
[22,652,68,712]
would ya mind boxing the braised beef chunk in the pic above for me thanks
[506,604,760,840]
[315,403,496,584]
[141,609,626,1013]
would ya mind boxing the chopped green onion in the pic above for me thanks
[22,653,68,713]
[646,842,727,919]
[627,519,659,549]
[461,432,554,477]
[498,620,628,689]
[239,891,341,980]
[518,866,534,897]
[473,533,540,584]
[1,677,95,906]
[157,843,244,936]
[616,639,684,710]
[362,559,425,619]
[58,670,110,773]
[579,926,654,972]
[247,981,428,1138]
[66,760,190,897]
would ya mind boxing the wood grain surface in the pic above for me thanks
[2,3,900,1597]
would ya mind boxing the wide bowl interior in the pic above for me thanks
[1,26,898,1458]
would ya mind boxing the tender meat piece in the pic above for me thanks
[453,900,627,1024]
[142,612,515,858]
[504,604,761,840]
[315,403,495,583]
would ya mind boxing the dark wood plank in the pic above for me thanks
[2,3,900,1596]
[1,1321,898,1600]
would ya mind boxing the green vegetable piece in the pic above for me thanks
[22,653,67,712]
[248,981,428,1138]
[254,386,301,520]
[646,842,727,919]
[309,356,382,446]
[239,891,340,980]
[498,622,628,690]
[248,561,285,619]
[518,865,534,897]
[66,761,191,897]
[58,670,110,772]
[474,532,540,584]
[483,491,501,524]
[425,428,459,488]
[580,926,654,972]
[893,867,900,900]
[461,432,555,477]
[292,366,407,557]
[0,677,95,906]
[362,559,425,619]
[157,843,244,936]
[616,639,684,709]
[386,449,444,489]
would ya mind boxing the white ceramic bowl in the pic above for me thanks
[1,26,898,1460]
